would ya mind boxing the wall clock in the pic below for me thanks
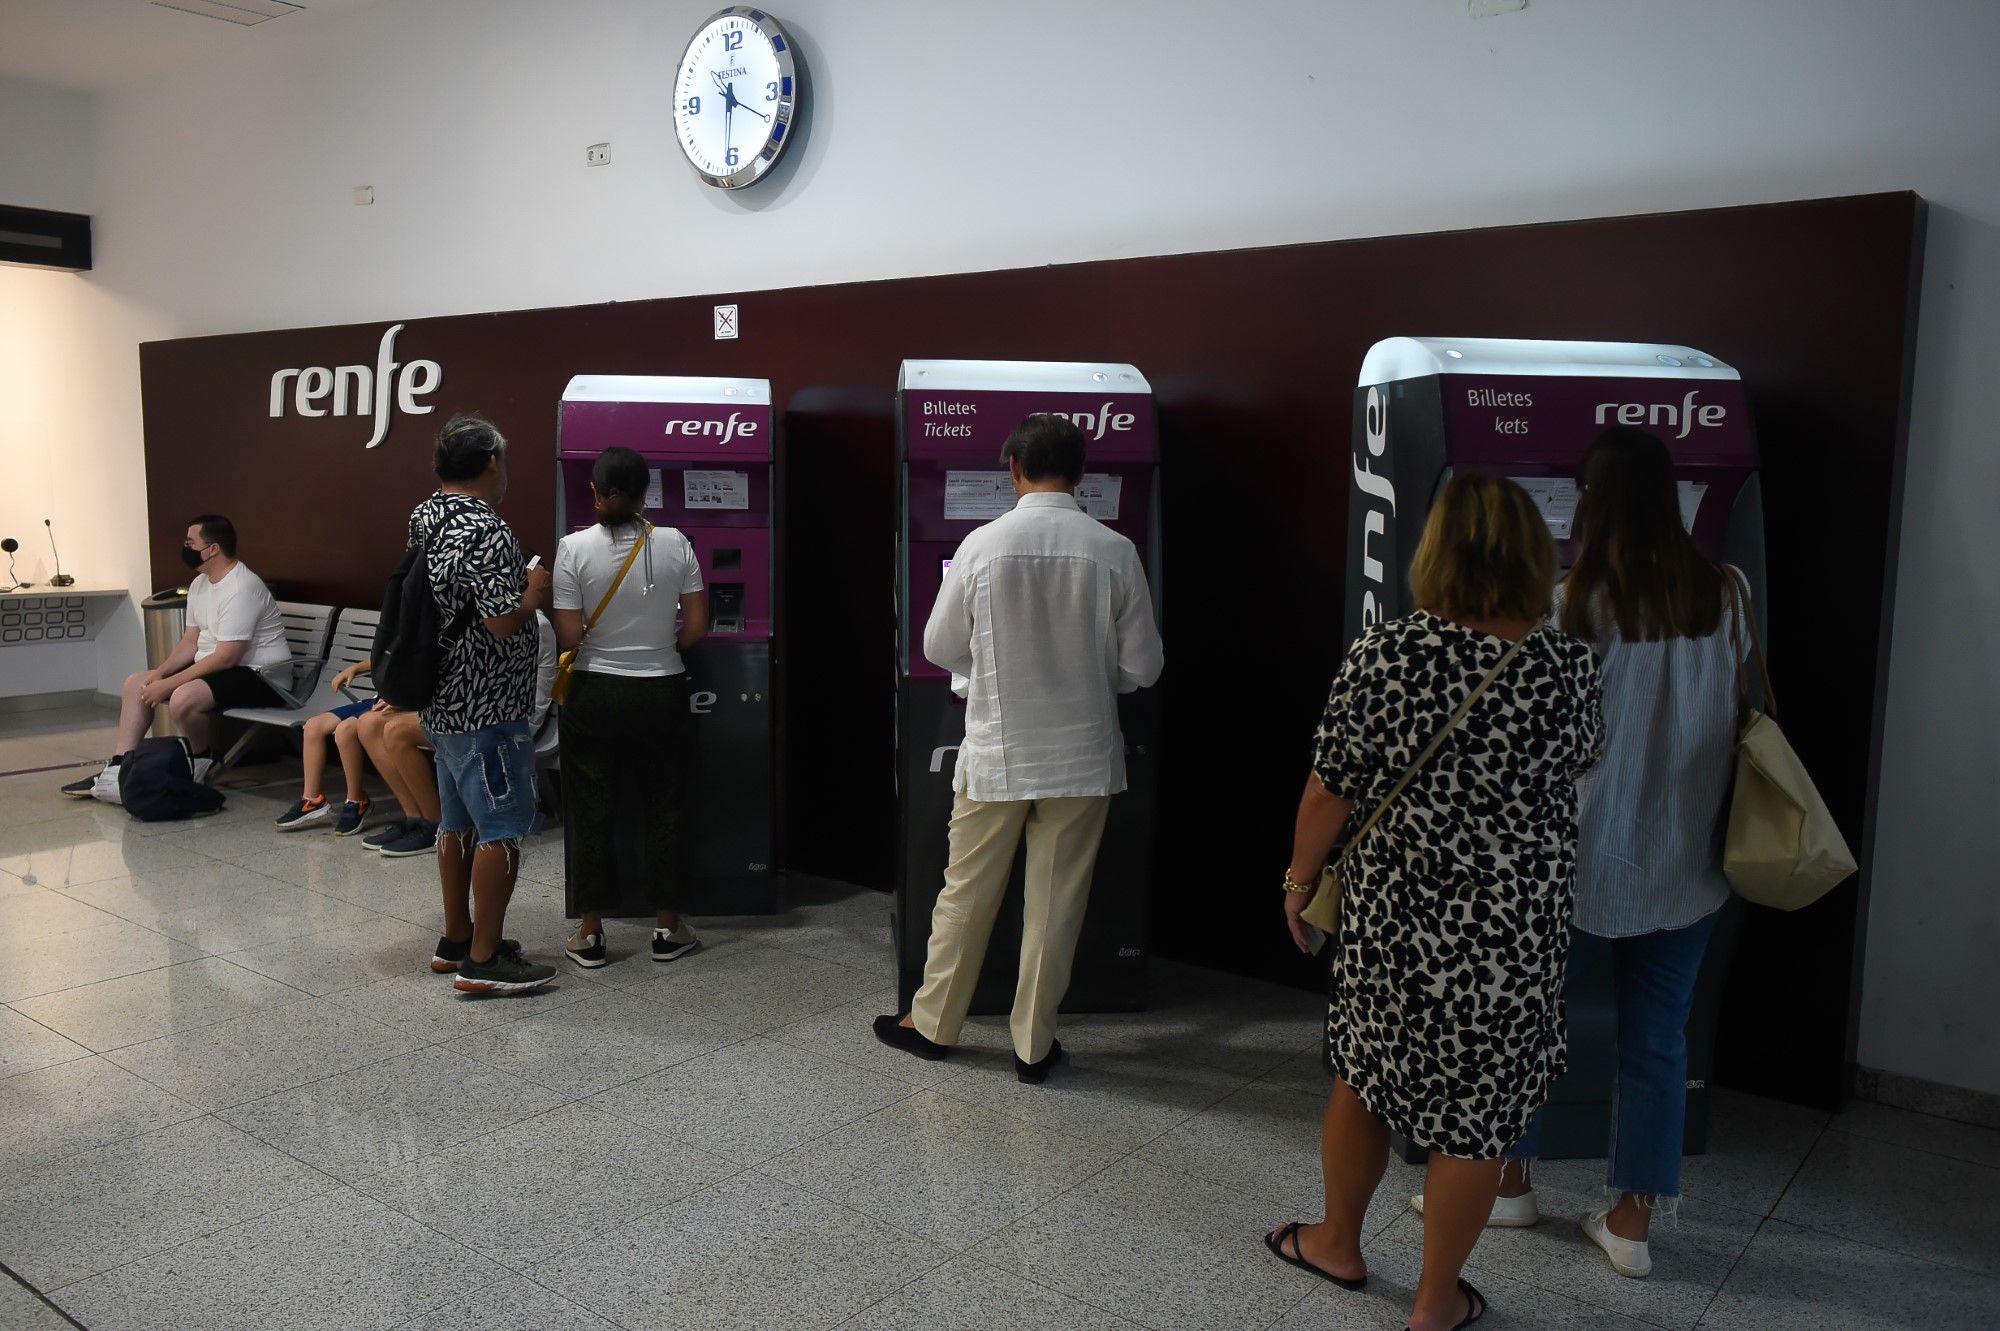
[671,7,803,190]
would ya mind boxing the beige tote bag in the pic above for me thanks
[1721,569,1857,910]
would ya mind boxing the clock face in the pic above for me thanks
[672,7,800,190]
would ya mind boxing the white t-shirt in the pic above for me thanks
[186,561,292,678]
[553,522,705,677]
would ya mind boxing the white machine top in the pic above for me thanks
[1358,338,1739,386]
[561,374,771,405]
[898,359,1151,394]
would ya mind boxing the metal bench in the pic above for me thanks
[215,606,375,773]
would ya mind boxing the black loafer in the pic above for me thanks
[1015,1039,1065,1084]
[872,1014,950,1061]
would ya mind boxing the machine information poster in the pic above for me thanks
[1512,477,1580,539]
[645,469,664,511]
[684,470,751,511]
[1076,474,1123,521]
[944,471,1015,520]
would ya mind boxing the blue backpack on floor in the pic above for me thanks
[119,737,225,822]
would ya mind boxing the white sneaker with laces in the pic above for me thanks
[1582,1208,1653,1278]
[1410,1190,1540,1227]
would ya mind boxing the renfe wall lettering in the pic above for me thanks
[268,323,443,449]
[1353,385,1397,630]
[1594,388,1727,439]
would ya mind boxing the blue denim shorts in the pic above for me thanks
[424,719,540,845]
[328,698,374,723]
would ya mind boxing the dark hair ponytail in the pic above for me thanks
[592,446,650,527]
[1562,426,1724,641]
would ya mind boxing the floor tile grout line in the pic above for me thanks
[1,1259,90,1330]
[1815,1118,2000,1171]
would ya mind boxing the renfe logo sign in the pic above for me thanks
[1594,388,1727,440]
[268,324,443,449]
[1353,385,1398,630]
[1048,402,1138,441]
[663,412,760,444]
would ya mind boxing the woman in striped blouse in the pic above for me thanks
[1419,426,1748,1281]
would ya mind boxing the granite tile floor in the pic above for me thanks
[3,706,1998,1329]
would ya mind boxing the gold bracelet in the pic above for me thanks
[1281,869,1314,894]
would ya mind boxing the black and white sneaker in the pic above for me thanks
[362,818,412,850]
[431,935,523,974]
[652,925,701,962]
[378,819,440,857]
[189,755,216,785]
[453,949,557,995]
[60,767,107,798]
[564,930,608,968]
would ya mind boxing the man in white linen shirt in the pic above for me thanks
[875,414,1164,1083]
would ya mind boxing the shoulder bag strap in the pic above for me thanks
[1722,565,1778,719]
[1335,626,1539,872]
[575,524,651,651]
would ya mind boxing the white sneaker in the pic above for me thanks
[1582,1209,1653,1278]
[1410,1190,1540,1227]
[189,756,215,785]
[91,765,123,806]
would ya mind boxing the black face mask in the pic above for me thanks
[180,545,208,570]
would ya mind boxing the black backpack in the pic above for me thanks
[119,737,225,822]
[371,535,473,711]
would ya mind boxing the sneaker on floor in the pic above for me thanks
[565,929,608,968]
[378,819,440,858]
[453,948,557,995]
[91,764,123,806]
[332,799,372,837]
[431,935,523,974]
[61,765,108,799]
[362,817,412,850]
[651,925,700,963]
[189,755,216,785]
[275,795,336,831]
[1582,1209,1653,1278]
[1412,1190,1540,1228]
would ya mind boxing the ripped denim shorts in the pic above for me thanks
[424,718,540,846]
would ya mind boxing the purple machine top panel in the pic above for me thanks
[1442,374,1756,558]
[559,398,774,462]
[901,386,1158,680]
[557,392,774,642]
[902,389,1157,464]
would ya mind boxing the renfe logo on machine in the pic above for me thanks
[1593,388,1727,439]
[663,412,760,444]
[1353,385,1398,631]
[268,324,443,449]
[918,398,1136,440]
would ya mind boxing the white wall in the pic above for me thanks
[0,76,160,699]
[11,0,2000,1092]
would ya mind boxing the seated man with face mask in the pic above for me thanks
[63,514,295,802]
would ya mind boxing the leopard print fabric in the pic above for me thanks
[1313,611,1603,1159]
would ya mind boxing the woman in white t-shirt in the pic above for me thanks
[554,446,710,969]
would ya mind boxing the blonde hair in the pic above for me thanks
[1409,473,1556,622]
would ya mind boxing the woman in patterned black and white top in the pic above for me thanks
[1264,475,1602,1331]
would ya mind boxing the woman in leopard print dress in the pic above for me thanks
[1265,475,1602,1331]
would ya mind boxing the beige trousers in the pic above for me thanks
[909,790,1112,1063]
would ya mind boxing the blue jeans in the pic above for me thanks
[1509,912,1720,1200]
[424,719,539,846]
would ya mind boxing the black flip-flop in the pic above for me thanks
[1406,1277,1487,1331]
[1262,1221,1367,1291]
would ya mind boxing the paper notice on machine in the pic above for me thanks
[684,470,751,511]
[943,472,1016,521]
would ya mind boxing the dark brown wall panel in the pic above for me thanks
[140,191,1922,1107]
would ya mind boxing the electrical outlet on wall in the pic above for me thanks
[352,185,374,205]
[586,142,611,167]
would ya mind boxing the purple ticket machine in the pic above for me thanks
[1347,338,1764,1159]
[556,375,778,917]
[895,360,1162,1015]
